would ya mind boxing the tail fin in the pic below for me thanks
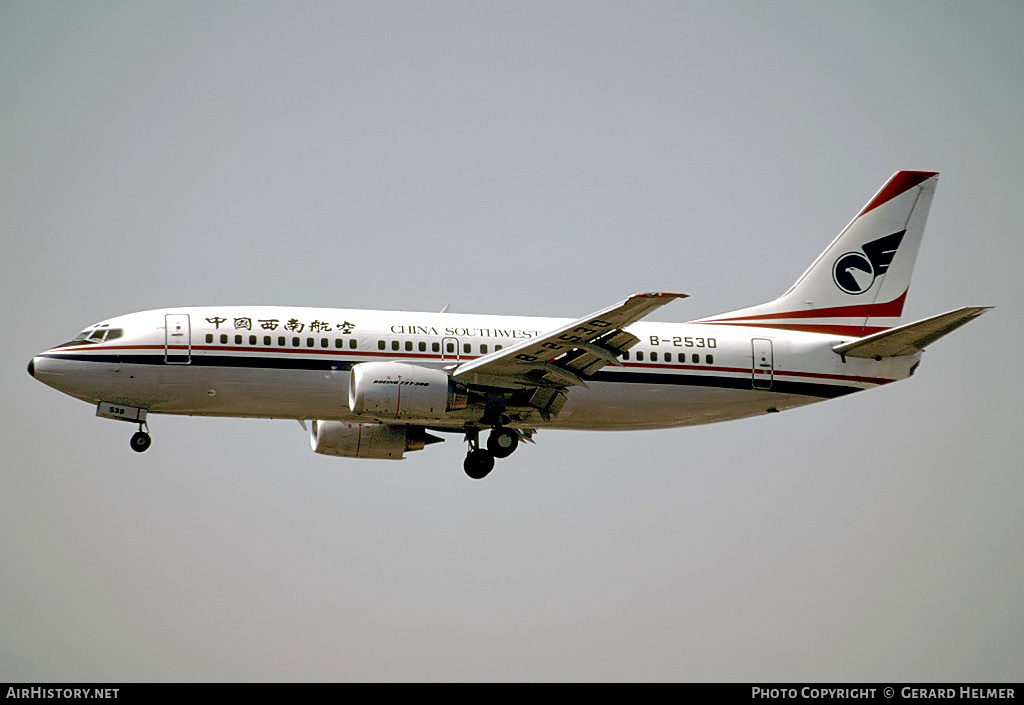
[697,171,939,336]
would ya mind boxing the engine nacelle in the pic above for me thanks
[310,420,434,460]
[349,362,468,420]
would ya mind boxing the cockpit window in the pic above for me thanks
[60,325,124,347]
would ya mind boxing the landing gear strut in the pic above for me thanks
[463,427,521,479]
[130,423,151,453]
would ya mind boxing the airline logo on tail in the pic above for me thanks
[693,170,939,337]
[832,230,906,295]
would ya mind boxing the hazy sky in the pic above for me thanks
[2,1,1022,682]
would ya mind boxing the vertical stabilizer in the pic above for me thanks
[696,171,938,336]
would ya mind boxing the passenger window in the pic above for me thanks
[706,354,714,364]
[292,337,300,346]
[249,335,257,345]
[264,336,271,346]
[418,342,426,352]
[692,353,699,364]
[651,351,658,362]
[206,334,214,343]
[220,334,228,344]
[495,345,503,351]
[432,342,440,353]
[336,339,343,348]
[392,341,400,351]
[636,351,644,361]
[350,339,357,349]
[446,343,454,353]
[278,336,286,346]
[405,341,413,351]
[321,338,328,348]
[622,351,629,360]
[481,344,488,354]
[664,352,672,363]
[464,343,471,354]
[378,340,386,350]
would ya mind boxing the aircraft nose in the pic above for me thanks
[28,358,35,378]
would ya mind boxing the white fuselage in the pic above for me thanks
[30,306,921,432]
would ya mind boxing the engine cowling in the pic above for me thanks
[310,420,434,460]
[349,362,468,420]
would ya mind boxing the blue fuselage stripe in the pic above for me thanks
[38,352,860,399]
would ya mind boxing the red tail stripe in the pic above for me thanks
[701,321,890,336]
[861,171,936,215]
[703,290,907,324]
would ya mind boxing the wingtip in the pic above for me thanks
[636,291,689,299]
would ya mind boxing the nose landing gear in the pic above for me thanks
[95,403,152,454]
[130,423,151,453]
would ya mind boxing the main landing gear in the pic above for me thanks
[487,427,519,458]
[463,427,521,479]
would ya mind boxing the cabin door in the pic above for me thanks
[751,338,773,390]
[165,314,191,364]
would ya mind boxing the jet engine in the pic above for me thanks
[349,362,469,420]
[309,420,441,460]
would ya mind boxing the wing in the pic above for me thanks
[452,292,687,418]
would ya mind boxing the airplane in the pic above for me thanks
[28,171,991,479]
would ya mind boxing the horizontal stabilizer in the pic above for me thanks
[833,307,992,360]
